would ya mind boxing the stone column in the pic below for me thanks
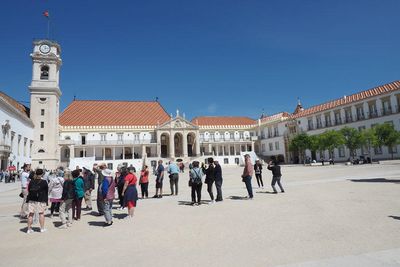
[195,132,201,156]
[112,147,115,160]
[251,142,255,152]
[122,147,125,160]
[69,145,75,159]
[234,144,237,155]
[142,145,146,158]
[169,132,175,158]
[183,132,188,157]
[216,145,219,156]
[83,148,86,157]
[103,147,105,161]
[93,147,96,158]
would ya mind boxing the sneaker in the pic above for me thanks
[152,195,158,198]
[58,224,67,229]
[281,190,285,193]
[40,228,47,233]
[209,200,215,205]
[272,191,278,194]
[67,223,72,227]
[26,228,34,234]
[158,195,162,198]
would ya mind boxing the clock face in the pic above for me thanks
[39,44,50,54]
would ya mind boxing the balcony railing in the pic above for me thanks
[75,139,157,146]
[200,137,251,142]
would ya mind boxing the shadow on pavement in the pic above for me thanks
[113,213,128,220]
[256,191,277,194]
[88,221,105,227]
[228,196,249,200]
[389,216,400,221]
[19,227,40,233]
[52,221,63,227]
[349,178,400,184]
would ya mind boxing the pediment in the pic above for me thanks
[157,116,198,130]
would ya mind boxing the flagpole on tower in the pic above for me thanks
[43,10,50,39]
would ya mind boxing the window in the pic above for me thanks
[40,122,44,128]
[275,141,279,150]
[224,158,229,164]
[100,134,106,141]
[269,143,273,151]
[339,146,345,157]
[369,102,377,118]
[268,127,272,138]
[274,127,279,137]
[389,146,398,154]
[23,138,27,156]
[325,113,332,127]
[17,135,21,156]
[81,135,86,145]
[40,65,49,80]
[117,133,123,141]
[344,109,352,123]
[316,116,322,129]
[307,118,314,130]
[38,149,45,153]
[262,144,266,152]
[356,106,364,120]
[334,112,342,125]
[40,135,44,141]
[41,109,45,116]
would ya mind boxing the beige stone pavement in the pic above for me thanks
[0,164,400,267]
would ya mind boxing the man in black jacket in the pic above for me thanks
[82,167,95,211]
[202,158,215,204]
[214,160,223,202]
[267,160,284,194]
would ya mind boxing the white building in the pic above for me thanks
[0,92,34,170]
[256,81,400,163]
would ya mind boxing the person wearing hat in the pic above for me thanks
[101,169,115,226]
[122,166,138,219]
[71,169,84,221]
[26,168,48,233]
[82,166,95,211]
[241,154,254,199]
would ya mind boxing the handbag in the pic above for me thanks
[19,192,24,198]
[188,179,193,187]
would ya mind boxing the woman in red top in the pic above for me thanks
[139,165,149,199]
[122,167,138,219]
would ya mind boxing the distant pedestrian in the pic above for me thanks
[26,168,48,234]
[153,160,164,198]
[214,160,223,202]
[254,160,264,188]
[93,163,106,216]
[168,161,180,195]
[122,167,138,219]
[139,165,149,199]
[20,164,31,219]
[101,169,115,227]
[82,166,95,211]
[116,167,127,209]
[241,154,254,199]
[59,170,75,229]
[48,171,64,218]
[189,161,204,205]
[72,169,84,220]
[202,158,215,203]
[267,160,284,194]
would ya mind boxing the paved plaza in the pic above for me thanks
[0,163,399,267]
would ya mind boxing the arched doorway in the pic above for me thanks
[174,133,183,157]
[160,133,169,158]
[187,133,196,157]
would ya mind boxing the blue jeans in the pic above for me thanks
[104,199,113,223]
[243,176,253,198]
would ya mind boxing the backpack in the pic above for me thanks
[29,180,42,199]
[192,169,202,185]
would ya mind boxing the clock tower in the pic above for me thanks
[29,40,62,170]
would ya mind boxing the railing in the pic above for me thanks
[199,137,251,142]
[74,139,157,146]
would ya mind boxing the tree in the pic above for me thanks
[340,127,363,159]
[374,123,400,159]
[319,130,345,159]
[309,134,324,159]
[360,128,378,163]
[289,133,310,164]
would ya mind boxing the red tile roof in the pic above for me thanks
[60,100,170,127]
[0,91,31,120]
[260,112,290,124]
[192,116,256,126]
[290,80,400,119]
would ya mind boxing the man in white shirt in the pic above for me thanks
[20,164,31,219]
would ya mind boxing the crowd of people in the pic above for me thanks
[18,154,284,234]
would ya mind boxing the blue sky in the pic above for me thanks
[1,0,399,120]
